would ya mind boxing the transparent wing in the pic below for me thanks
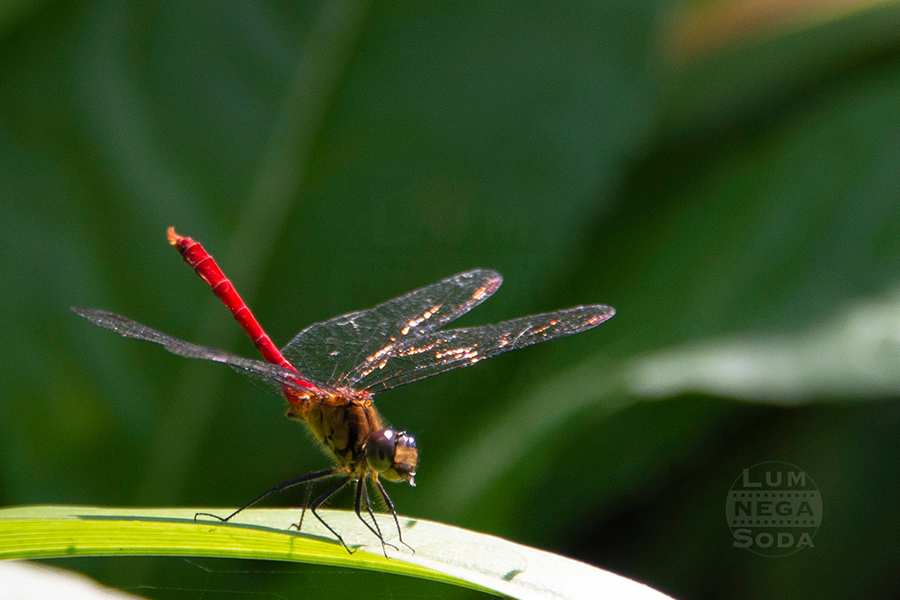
[72,307,324,396]
[281,269,503,387]
[353,304,615,393]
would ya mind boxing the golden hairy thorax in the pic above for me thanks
[285,388,383,470]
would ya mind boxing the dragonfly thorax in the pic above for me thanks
[291,390,417,486]
[366,428,418,487]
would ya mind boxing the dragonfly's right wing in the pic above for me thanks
[281,269,502,387]
[356,304,616,393]
[72,308,322,396]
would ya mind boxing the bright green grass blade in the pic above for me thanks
[0,505,671,600]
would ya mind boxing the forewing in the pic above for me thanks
[353,304,616,393]
[72,308,320,396]
[281,269,503,387]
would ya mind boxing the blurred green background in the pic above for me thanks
[3,0,900,598]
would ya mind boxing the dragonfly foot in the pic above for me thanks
[194,511,229,523]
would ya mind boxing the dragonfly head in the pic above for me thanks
[366,429,418,487]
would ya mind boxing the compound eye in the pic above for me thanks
[366,429,418,486]
[366,429,398,474]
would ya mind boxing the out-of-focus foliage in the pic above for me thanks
[2,1,900,599]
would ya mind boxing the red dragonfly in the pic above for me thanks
[73,228,614,553]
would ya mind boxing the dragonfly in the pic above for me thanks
[72,227,615,553]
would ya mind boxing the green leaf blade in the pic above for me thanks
[0,505,672,600]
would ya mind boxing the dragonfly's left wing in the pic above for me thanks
[353,305,615,393]
[281,269,502,387]
[72,308,324,396]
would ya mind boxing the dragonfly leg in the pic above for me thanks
[194,468,337,523]
[305,475,355,553]
[375,477,414,553]
[354,478,399,556]
[295,477,318,533]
